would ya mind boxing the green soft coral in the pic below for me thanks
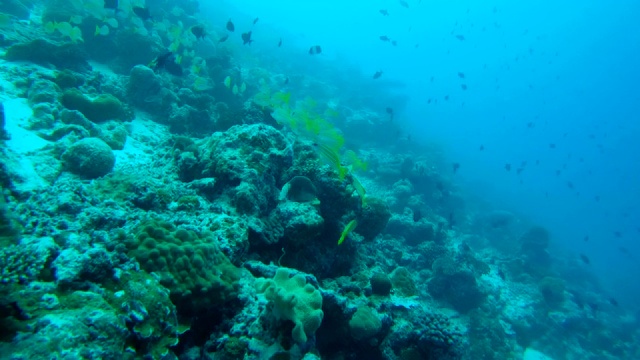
[256,268,324,343]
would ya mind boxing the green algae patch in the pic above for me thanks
[60,89,127,123]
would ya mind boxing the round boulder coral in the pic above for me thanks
[349,306,382,340]
[357,196,391,241]
[62,137,115,179]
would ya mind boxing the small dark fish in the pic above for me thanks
[132,6,151,20]
[567,181,574,189]
[580,254,590,265]
[452,163,460,173]
[588,302,599,312]
[0,102,5,139]
[479,145,484,151]
[253,17,259,25]
[104,0,118,10]
[190,25,206,40]
[461,84,467,90]
[309,45,322,55]
[427,98,432,104]
[413,210,422,222]
[391,40,398,46]
[516,168,524,175]
[609,298,618,307]
[379,9,389,16]
[497,268,506,280]
[549,143,556,149]
[614,231,622,238]
[555,169,561,176]
[278,38,282,47]
[527,122,535,128]
[226,19,235,32]
[505,164,511,171]
[386,107,394,121]
[149,52,182,76]
[535,160,540,165]
[444,95,449,101]
[218,34,229,43]
[458,72,465,78]
[379,35,391,42]
[399,0,409,8]
[455,34,465,41]
[618,246,629,254]
[241,31,253,45]
[584,236,589,242]
[284,78,289,85]
[373,71,383,79]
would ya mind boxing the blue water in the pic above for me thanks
[210,0,640,305]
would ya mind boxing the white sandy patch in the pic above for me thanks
[3,98,49,154]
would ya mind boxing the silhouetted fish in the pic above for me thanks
[218,34,229,43]
[479,145,484,151]
[461,84,467,90]
[380,9,389,16]
[455,34,465,41]
[505,164,511,171]
[190,24,206,40]
[278,38,282,47]
[253,17,259,25]
[614,231,622,238]
[453,163,460,173]
[580,254,590,265]
[133,6,151,20]
[149,52,182,76]
[399,0,409,8]
[380,35,391,42]
[583,236,589,242]
[549,143,556,149]
[226,19,235,32]
[373,71,383,79]
[309,45,322,55]
[458,72,465,78]
[386,107,394,121]
[241,31,253,45]
[609,298,618,307]
[413,209,422,222]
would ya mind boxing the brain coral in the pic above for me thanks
[61,137,115,179]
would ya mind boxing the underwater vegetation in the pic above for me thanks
[0,0,637,359]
